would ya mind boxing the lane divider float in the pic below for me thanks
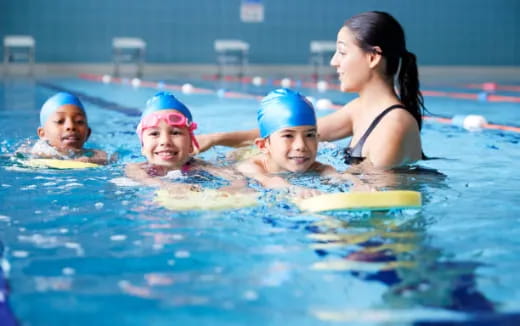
[78,73,520,133]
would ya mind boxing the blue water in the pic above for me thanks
[1,75,520,325]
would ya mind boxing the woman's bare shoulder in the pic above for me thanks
[380,107,420,133]
[366,108,422,167]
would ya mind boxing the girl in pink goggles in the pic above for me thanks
[136,92,199,150]
[136,111,200,150]
[126,92,248,193]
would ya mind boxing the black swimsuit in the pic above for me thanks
[343,104,407,165]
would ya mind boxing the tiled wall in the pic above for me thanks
[1,0,518,65]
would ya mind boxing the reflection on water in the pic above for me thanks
[2,78,520,325]
[300,163,507,324]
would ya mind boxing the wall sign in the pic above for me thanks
[240,0,264,23]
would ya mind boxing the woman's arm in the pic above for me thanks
[316,101,355,142]
[196,129,259,153]
[196,99,355,152]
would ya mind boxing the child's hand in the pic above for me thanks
[75,150,109,165]
[75,156,92,163]
[336,172,376,192]
[289,186,322,199]
[350,182,376,192]
[220,184,255,195]
[163,183,202,195]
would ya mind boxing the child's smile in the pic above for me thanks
[141,117,193,169]
[155,149,178,161]
[288,155,311,164]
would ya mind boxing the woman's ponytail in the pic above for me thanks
[345,11,425,130]
[398,51,424,130]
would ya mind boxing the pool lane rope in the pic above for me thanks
[78,73,520,134]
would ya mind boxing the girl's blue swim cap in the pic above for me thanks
[258,88,316,138]
[141,91,192,122]
[40,92,85,126]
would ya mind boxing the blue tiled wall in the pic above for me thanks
[1,0,518,65]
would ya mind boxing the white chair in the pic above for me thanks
[309,41,336,80]
[112,37,146,78]
[214,39,249,78]
[3,35,35,75]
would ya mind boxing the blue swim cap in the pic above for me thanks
[40,92,85,126]
[258,88,316,138]
[142,91,192,121]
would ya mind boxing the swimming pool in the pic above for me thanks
[1,74,520,325]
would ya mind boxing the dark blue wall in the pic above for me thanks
[1,0,519,65]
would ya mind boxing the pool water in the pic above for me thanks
[1,75,520,325]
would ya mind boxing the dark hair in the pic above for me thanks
[345,11,424,130]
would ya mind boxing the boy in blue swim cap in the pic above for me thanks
[27,92,109,164]
[237,88,356,198]
[125,91,248,192]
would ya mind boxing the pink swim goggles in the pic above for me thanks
[136,111,199,149]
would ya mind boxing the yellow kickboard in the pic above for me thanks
[23,159,101,169]
[295,190,422,212]
[155,188,258,211]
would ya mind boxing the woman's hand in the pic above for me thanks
[195,130,259,154]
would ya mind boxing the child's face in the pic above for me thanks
[37,104,90,153]
[263,125,318,173]
[141,119,193,169]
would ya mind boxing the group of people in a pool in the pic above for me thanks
[23,11,426,198]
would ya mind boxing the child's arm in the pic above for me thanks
[125,163,200,192]
[194,160,251,194]
[314,162,374,191]
[76,150,110,165]
[237,157,291,188]
[25,139,61,158]
[15,141,34,157]
[125,163,165,187]
[237,157,320,198]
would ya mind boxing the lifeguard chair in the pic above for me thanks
[214,39,249,79]
[3,35,35,75]
[309,40,336,80]
[112,37,146,78]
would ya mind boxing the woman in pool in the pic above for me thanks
[196,11,424,170]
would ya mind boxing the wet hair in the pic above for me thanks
[345,11,424,129]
